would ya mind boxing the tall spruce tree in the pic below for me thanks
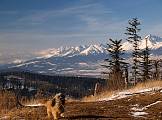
[103,38,127,90]
[140,38,152,82]
[125,18,141,84]
[151,59,162,80]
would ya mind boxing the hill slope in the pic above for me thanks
[1,83,162,120]
[7,34,162,77]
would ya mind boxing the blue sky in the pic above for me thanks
[0,0,162,54]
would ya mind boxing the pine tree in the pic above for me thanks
[125,18,141,84]
[103,38,127,90]
[151,59,162,80]
[140,38,152,82]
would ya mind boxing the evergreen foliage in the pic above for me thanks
[103,38,127,90]
[125,18,141,84]
[0,70,105,98]
[106,39,126,72]
[151,59,162,80]
[140,38,152,81]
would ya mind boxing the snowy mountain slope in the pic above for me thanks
[7,35,162,77]
[9,44,108,77]
[37,44,107,58]
[122,34,162,50]
[36,34,162,58]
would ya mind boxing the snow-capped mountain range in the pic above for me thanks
[122,34,162,50]
[37,34,162,58]
[5,34,162,77]
[37,44,107,58]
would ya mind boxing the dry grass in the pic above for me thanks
[0,91,17,115]
[0,90,45,118]
[129,80,162,92]
[4,107,47,120]
[82,90,115,102]
[1,80,162,119]
[82,80,162,102]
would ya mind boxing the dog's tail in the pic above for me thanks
[16,94,47,108]
[24,99,48,108]
[25,103,44,107]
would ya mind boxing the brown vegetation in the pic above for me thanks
[1,80,162,120]
[0,91,17,115]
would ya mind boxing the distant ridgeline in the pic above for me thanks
[0,69,106,98]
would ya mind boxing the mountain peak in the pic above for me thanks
[145,34,162,42]
[145,34,152,39]
[80,44,106,55]
[36,44,107,58]
[122,34,162,50]
[8,34,162,77]
[36,35,162,58]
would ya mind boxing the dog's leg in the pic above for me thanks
[47,109,51,119]
[52,111,58,120]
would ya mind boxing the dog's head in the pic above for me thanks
[51,93,65,107]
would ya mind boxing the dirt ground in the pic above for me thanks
[2,90,162,120]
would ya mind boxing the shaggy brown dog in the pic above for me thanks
[45,93,65,120]
[18,93,65,119]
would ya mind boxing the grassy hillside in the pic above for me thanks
[1,81,162,119]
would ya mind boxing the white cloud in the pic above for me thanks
[16,3,109,23]
[79,14,127,39]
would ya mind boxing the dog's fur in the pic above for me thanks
[44,93,65,120]
[17,92,65,119]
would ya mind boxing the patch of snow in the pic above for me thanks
[48,68,55,71]
[80,44,106,55]
[13,59,23,64]
[131,107,144,112]
[136,88,153,93]
[44,54,55,58]
[122,41,133,51]
[136,87,161,93]
[78,62,88,66]
[99,91,132,101]
[98,87,162,101]
[13,61,40,67]
[61,49,76,56]
[61,68,73,71]
[131,101,162,113]
[131,111,148,118]
[144,101,162,109]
